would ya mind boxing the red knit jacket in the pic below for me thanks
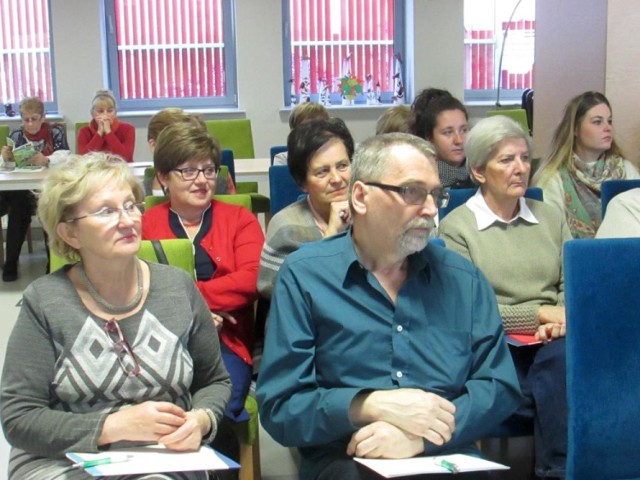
[142,200,264,364]
[77,119,136,162]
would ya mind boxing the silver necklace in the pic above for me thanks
[79,261,143,315]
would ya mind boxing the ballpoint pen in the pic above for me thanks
[435,457,460,474]
[72,453,134,469]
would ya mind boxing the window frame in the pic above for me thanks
[103,0,238,111]
[463,0,535,104]
[0,0,58,114]
[281,0,406,107]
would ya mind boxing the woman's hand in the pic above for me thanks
[535,305,566,343]
[1,146,14,162]
[325,200,351,237]
[102,117,112,135]
[29,152,49,167]
[157,410,207,452]
[98,401,187,445]
[211,311,238,330]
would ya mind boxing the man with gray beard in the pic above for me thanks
[257,133,521,480]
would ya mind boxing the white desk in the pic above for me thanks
[0,159,271,194]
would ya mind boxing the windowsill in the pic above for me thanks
[464,100,521,107]
[0,113,64,122]
[117,107,247,118]
[279,103,401,113]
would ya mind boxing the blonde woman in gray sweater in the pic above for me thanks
[439,115,571,480]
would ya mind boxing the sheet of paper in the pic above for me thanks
[66,444,239,477]
[354,454,509,477]
[506,333,542,347]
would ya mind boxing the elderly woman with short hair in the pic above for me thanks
[438,115,571,479]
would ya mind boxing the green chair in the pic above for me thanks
[142,165,231,196]
[486,108,529,133]
[205,119,255,159]
[144,193,253,212]
[49,237,261,480]
[221,149,270,224]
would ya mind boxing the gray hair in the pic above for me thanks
[465,115,531,176]
[349,133,436,196]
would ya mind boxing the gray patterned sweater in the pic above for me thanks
[1,262,231,480]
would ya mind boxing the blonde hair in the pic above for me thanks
[288,102,329,130]
[533,91,625,187]
[91,89,117,112]
[19,97,45,116]
[38,152,143,261]
[147,108,206,141]
[376,105,412,135]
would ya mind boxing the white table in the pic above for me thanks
[0,159,271,194]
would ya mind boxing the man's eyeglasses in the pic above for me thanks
[66,201,144,224]
[365,182,450,208]
[104,319,140,377]
[172,166,218,181]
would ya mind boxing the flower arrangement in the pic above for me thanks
[338,74,363,101]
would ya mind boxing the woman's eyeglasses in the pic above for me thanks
[66,201,144,224]
[172,166,218,181]
[103,319,140,377]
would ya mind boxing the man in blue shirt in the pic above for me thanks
[257,133,521,480]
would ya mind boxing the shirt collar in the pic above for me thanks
[466,189,539,230]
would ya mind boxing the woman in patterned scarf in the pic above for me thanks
[532,91,640,238]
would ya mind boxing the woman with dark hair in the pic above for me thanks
[411,88,473,188]
[258,118,354,298]
[532,91,640,238]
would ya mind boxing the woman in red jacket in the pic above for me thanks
[77,89,136,162]
[142,122,264,435]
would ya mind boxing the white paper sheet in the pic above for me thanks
[66,444,239,477]
[355,453,509,477]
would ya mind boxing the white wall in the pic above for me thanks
[45,0,464,163]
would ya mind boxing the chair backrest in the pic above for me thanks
[601,179,640,218]
[564,238,640,480]
[269,165,305,216]
[142,166,230,197]
[486,108,529,133]
[75,121,89,152]
[438,186,543,220]
[270,145,287,165]
[49,239,195,279]
[205,119,255,159]
[0,124,10,147]
[144,192,252,212]
[221,149,236,183]
[521,88,534,134]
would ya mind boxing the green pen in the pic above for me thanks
[72,453,133,469]
[435,457,460,474]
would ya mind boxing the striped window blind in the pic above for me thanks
[0,0,55,108]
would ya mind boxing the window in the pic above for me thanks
[282,0,405,107]
[464,0,535,103]
[0,0,57,114]
[104,0,237,111]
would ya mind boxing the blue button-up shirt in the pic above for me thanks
[257,230,520,478]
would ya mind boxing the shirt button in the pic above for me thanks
[396,325,403,332]
[396,371,403,378]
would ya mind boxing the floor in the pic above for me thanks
[0,235,536,480]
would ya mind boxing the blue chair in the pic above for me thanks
[438,187,543,220]
[270,145,287,165]
[221,149,236,184]
[600,179,640,218]
[564,238,640,480]
[269,165,305,217]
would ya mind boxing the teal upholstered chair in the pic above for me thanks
[564,238,640,480]
[438,187,543,220]
[600,179,640,218]
[268,165,305,217]
[269,145,287,165]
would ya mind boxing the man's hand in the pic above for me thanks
[346,421,424,459]
[350,389,456,446]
